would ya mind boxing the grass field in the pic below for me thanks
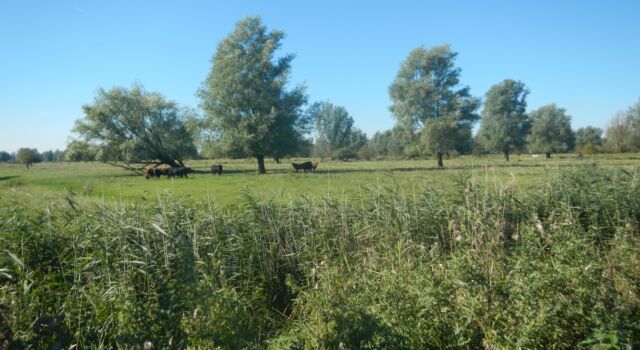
[1,154,640,348]
[3,153,640,207]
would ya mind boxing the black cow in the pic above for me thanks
[292,161,313,173]
[211,164,223,175]
[167,167,193,178]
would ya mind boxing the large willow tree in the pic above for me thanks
[199,17,310,174]
[476,79,530,161]
[73,85,197,168]
[389,45,479,167]
[527,104,575,158]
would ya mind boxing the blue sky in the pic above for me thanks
[1,0,639,152]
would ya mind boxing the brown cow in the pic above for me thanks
[144,168,155,179]
[311,162,319,171]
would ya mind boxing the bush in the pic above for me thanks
[582,144,600,154]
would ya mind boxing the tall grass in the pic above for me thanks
[1,165,639,349]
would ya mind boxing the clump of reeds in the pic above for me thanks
[0,165,638,348]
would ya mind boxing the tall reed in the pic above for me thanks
[1,165,638,348]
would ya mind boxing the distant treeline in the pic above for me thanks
[3,106,638,167]
[0,148,66,165]
[4,16,639,170]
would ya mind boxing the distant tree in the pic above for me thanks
[527,104,575,158]
[180,107,210,159]
[53,149,66,162]
[368,131,391,158]
[0,151,12,162]
[40,150,55,162]
[605,112,634,153]
[626,99,640,150]
[73,85,197,168]
[199,17,310,173]
[390,125,418,158]
[308,101,355,158]
[367,126,417,159]
[453,125,475,155]
[575,126,603,150]
[477,79,530,161]
[65,140,98,162]
[389,45,480,167]
[296,137,314,158]
[334,128,368,160]
[15,148,40,168]
[603,99,640,153]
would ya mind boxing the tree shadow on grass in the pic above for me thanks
[0,176,19,181]
[186,161,578,176]
[289,161,595,175]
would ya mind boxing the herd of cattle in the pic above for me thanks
[143,162,318,179]
[143,166,193,179]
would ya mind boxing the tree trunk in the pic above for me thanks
[437,152,443,168]
[257,155,266,174]
[546,152,551,159]
[504,150,510,161]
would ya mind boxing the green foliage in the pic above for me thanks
[0,151,12,162]
[605,100,640,153]
[527,104,575,156]
[605,113,634,153]
[389,45,480,166]
[309,101,355,157]
[72,84,197,167]
[39,149,65,162]
[367,126,416,159]
[576,126,604,150]
[199,16,310,173]
[1,166,639,348]
[15,148,40,168]
[64,140,97,162]
[335,128,368,160]
[579,330,632,350]
[581,143,600,154]
[477,79,530,160]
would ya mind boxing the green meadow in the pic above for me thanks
[3,153,640,207]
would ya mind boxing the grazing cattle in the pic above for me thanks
[144,168,155,179]
[167,167,193,178]
[144,168,165,179]
[154,167,169,178]
[311,162,319,171]
[211,164,223,175]
[292,161,313,173]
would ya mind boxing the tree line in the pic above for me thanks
[0,148,66,167]
[2,17,639,171]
